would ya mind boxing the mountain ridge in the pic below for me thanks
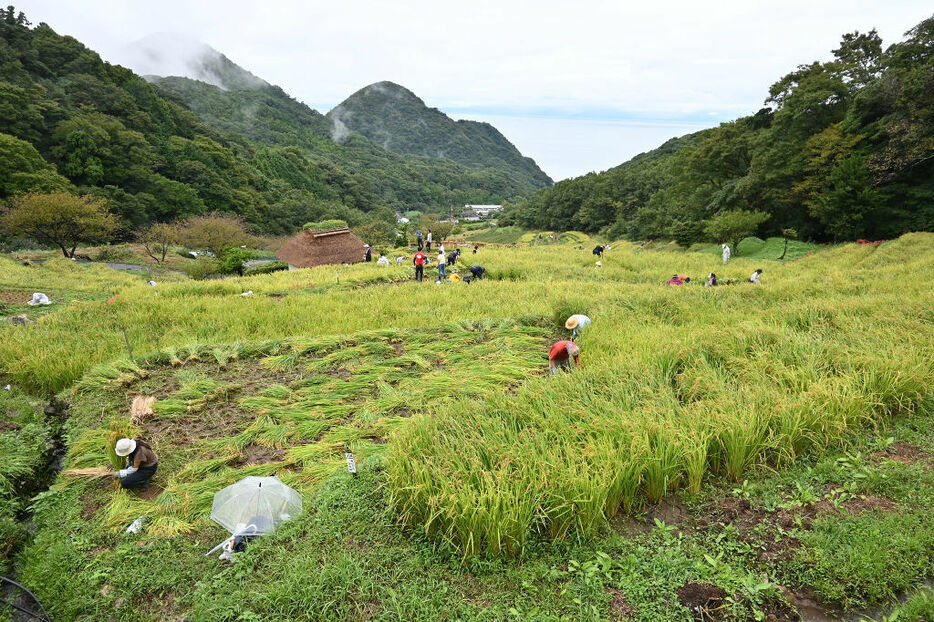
[0,13,549,238]
[328,81,553,188]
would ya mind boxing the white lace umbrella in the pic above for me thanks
[210,476,302,536]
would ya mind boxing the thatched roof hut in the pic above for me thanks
[277,226,367,269]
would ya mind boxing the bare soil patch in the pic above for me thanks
[607,587,633,619]
[0,290,31,305]
[644,497,691,526]
[0,414,23,432]
[677,582,726,619]
[81,496,106,520]
[873,442,930,466]
[232,444,285,466]
[138,482,164,501]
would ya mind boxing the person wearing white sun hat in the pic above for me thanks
[113,437,159,492]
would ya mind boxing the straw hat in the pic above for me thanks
[114,438,136,456]
[595,261,602,268]
[568,343,580,356]
[565,316,579,330]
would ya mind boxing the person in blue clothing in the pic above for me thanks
[437,248,447,280]
[416,229,424,251]
[565,314,592,340]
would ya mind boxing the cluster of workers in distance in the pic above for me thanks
[667,269,763,287]
[365,234,485,284]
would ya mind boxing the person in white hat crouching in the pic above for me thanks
[113,437,159,492]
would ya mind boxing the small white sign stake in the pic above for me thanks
[345,452,357,477]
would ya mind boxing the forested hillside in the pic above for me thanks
[328,81,553,189]
[504,17,934,242]
[0,8,547,238]
[150,76,544,214]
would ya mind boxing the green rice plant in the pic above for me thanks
[680,427,712,496]
[106,419,138,470]
[717,407,769,482]
[643,426,683,503]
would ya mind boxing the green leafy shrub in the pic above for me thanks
[303,219,348,231]
[179,257,220,280]
[244,260,289,276]
[92,245,137,263]
[217,247,254,276]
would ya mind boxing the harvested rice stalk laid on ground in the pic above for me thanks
[130,395,155,424]
[54,320,553,537]
[62,467,113,479]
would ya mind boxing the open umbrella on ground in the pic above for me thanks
[206,476,302,559]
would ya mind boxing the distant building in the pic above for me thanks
[462,204,502,221]
[277,226,367,270]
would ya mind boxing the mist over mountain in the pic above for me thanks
[329,81,553,189]
[0,12,551,237]
[119,33,268,91]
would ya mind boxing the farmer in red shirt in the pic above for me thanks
[413,251,426,282]
[548,340,580,375]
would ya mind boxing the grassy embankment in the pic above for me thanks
[1,233,932,620]
[462,226,594,246]
[0,385,48,576]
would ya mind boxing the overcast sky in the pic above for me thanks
[16,1,933,181]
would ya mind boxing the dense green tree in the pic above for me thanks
[808,155,881,240]
[0,132,72,196]
[352,219,395,246]
[418,214,454,242]
[174,213,252,252]
[1,191,117,256]
[704,210,771,253]
[506,16,934,243]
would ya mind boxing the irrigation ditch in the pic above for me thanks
[0,390,66,621]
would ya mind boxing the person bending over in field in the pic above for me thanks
[549,340,580,374]
[376,254,389,266]
[449,248,460,265]
[593,245,604,258]
[413,250,426,282]
[469,265,485,280]
[707,273,717,287]
[113,437,158,492]
[667,274,686,286]
[749,268,763,284]
[566,314,592,340]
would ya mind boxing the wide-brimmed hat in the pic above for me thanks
[114,438,136,456]
[568,343,580,356]
[565,316,580,330]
